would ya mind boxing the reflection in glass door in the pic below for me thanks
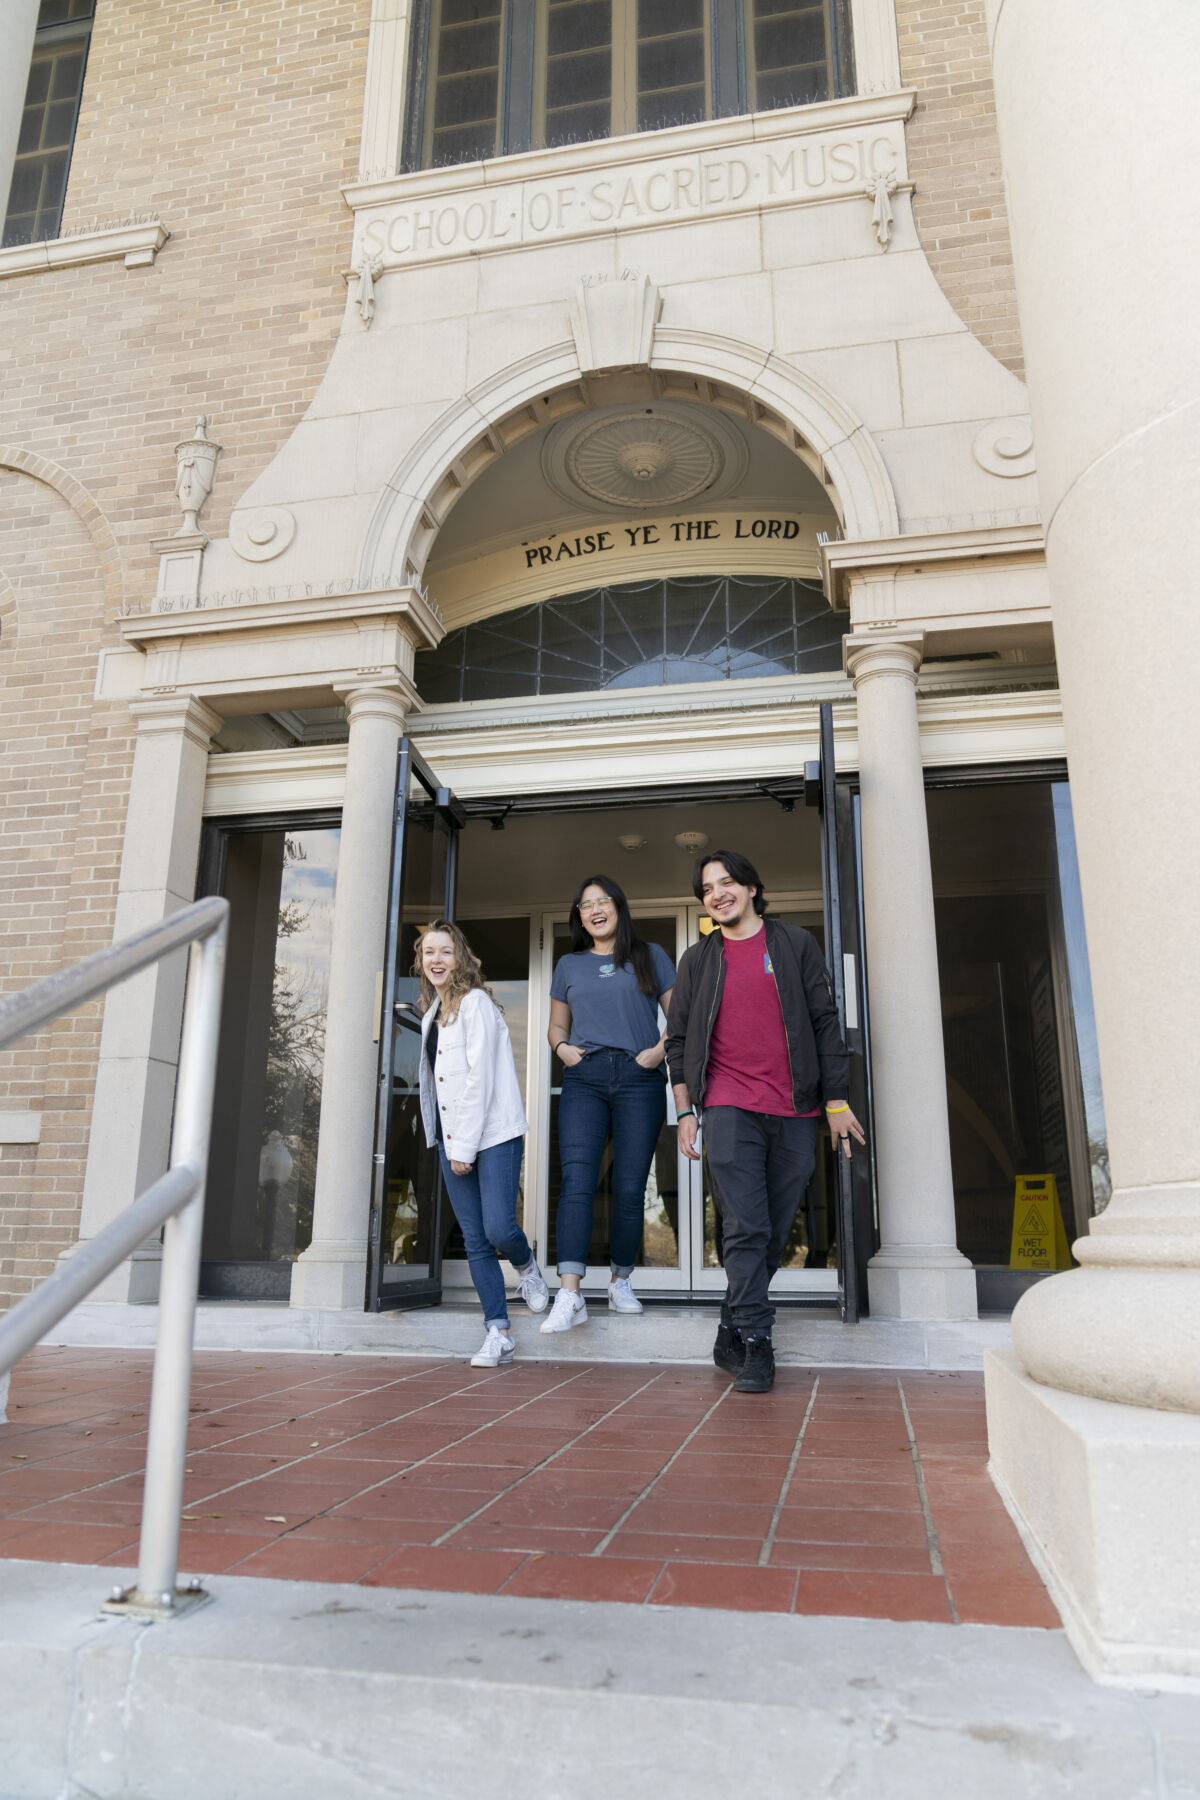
[368,742,465,1311]
[200,822,340,1299]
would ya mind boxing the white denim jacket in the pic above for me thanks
[419,987,529,1165]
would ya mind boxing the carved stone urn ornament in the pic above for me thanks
[172,416,222,537]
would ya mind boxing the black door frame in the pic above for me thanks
[367,738,467,1312]
[805,701,875,1319]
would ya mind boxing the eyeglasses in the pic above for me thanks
[576,897,615,910]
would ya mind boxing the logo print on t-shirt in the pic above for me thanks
[764,951,774,974]
[598,963,615,978]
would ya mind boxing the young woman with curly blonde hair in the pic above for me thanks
[415,919,548,1365]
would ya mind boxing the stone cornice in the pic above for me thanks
[0,220,170,281]
[820,522,1045,610]
[344,92,917,212]
[344,93,917,272]
[120,586,444,656]
[201,683,1066,815]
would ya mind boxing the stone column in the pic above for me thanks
[982,0,1200,1683]
[0,1,38,224]
[845,633,977,1321]
[290,684,411,1310]
[74,696,223,1302]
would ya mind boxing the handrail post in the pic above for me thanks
[107,910,228,1620]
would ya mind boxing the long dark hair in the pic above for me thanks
[692,849,769,916]
[569,873,659,995]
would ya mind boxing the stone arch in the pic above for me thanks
[0,446,125,617]
[357,330,900,591]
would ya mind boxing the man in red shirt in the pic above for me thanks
[666,851,865,1392]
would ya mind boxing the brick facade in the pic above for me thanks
[896,0,1025,374]
[0,1,1025,1307]
[0,0,371,1306]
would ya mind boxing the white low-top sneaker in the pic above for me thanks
[471,1326,515,1368]
[516,1258,549,1313]
[539,1288,588,1333]
[607,1276,643,1314]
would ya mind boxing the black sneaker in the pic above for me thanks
[712,1321,745,1376]
[733,1333,775,1393]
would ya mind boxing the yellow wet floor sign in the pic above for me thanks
[1009,1175,1073,1271]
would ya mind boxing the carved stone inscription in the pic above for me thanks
[357,124,903,267]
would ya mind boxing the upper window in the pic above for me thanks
[415,574,849,702]
[407,0,853,170]
[3,0,95,249]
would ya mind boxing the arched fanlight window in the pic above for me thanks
[405,0,855,170]
[415,574,848,702]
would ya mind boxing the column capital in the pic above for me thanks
[128,693,224,749]
[335,679,416,729]
[843,632,925,687]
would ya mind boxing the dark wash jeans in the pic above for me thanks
[702,1107,819,1336]
[556,1049,667,1277]
[437,1135,530,1329]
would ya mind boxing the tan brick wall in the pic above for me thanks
[0,0,370,1306]
[0,472,120,1302]
[895,0,1025,375]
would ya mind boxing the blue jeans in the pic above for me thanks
[437,1135,530,1329]
[555,1049,667,1277]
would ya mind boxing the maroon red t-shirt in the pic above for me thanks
[704,926,820,1117]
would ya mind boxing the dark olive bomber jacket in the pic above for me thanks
[665,916,850,1113]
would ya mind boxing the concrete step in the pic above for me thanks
[3,1560,1197,1800]
[42,1299,1012,1371]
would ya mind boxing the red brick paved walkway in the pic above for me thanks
[0,1348,1058,1626]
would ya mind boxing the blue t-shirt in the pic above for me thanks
[551,942,676,1055]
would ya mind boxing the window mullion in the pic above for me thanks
[712,0,745,118]
[503,0,537,156]
[616,0,636,138]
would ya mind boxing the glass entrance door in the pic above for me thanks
[367,740,466,1311]
[532,889,851,1303]
[539,908,694,1293]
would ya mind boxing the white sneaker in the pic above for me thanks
[539,1288,588,1334]
[516,1258,549,1313]
[470,1326,515,1368]
[607,1276,643,1314]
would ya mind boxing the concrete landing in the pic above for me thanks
[41,1299,1012,1370]
[3,1559,1199,1800]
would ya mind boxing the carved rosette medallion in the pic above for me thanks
[229,506,298,562]
[542,407,749,511]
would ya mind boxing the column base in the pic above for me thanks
[56,1240,162,1305]
[289,1243,368,1311]
[867,1246,978,1320]
[986,1347,1200,1690]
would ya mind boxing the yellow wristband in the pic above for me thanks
[825,1102,849,1113]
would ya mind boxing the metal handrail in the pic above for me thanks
[0,895,229,1620]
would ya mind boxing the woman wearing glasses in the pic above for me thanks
[543,875,675,1331]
